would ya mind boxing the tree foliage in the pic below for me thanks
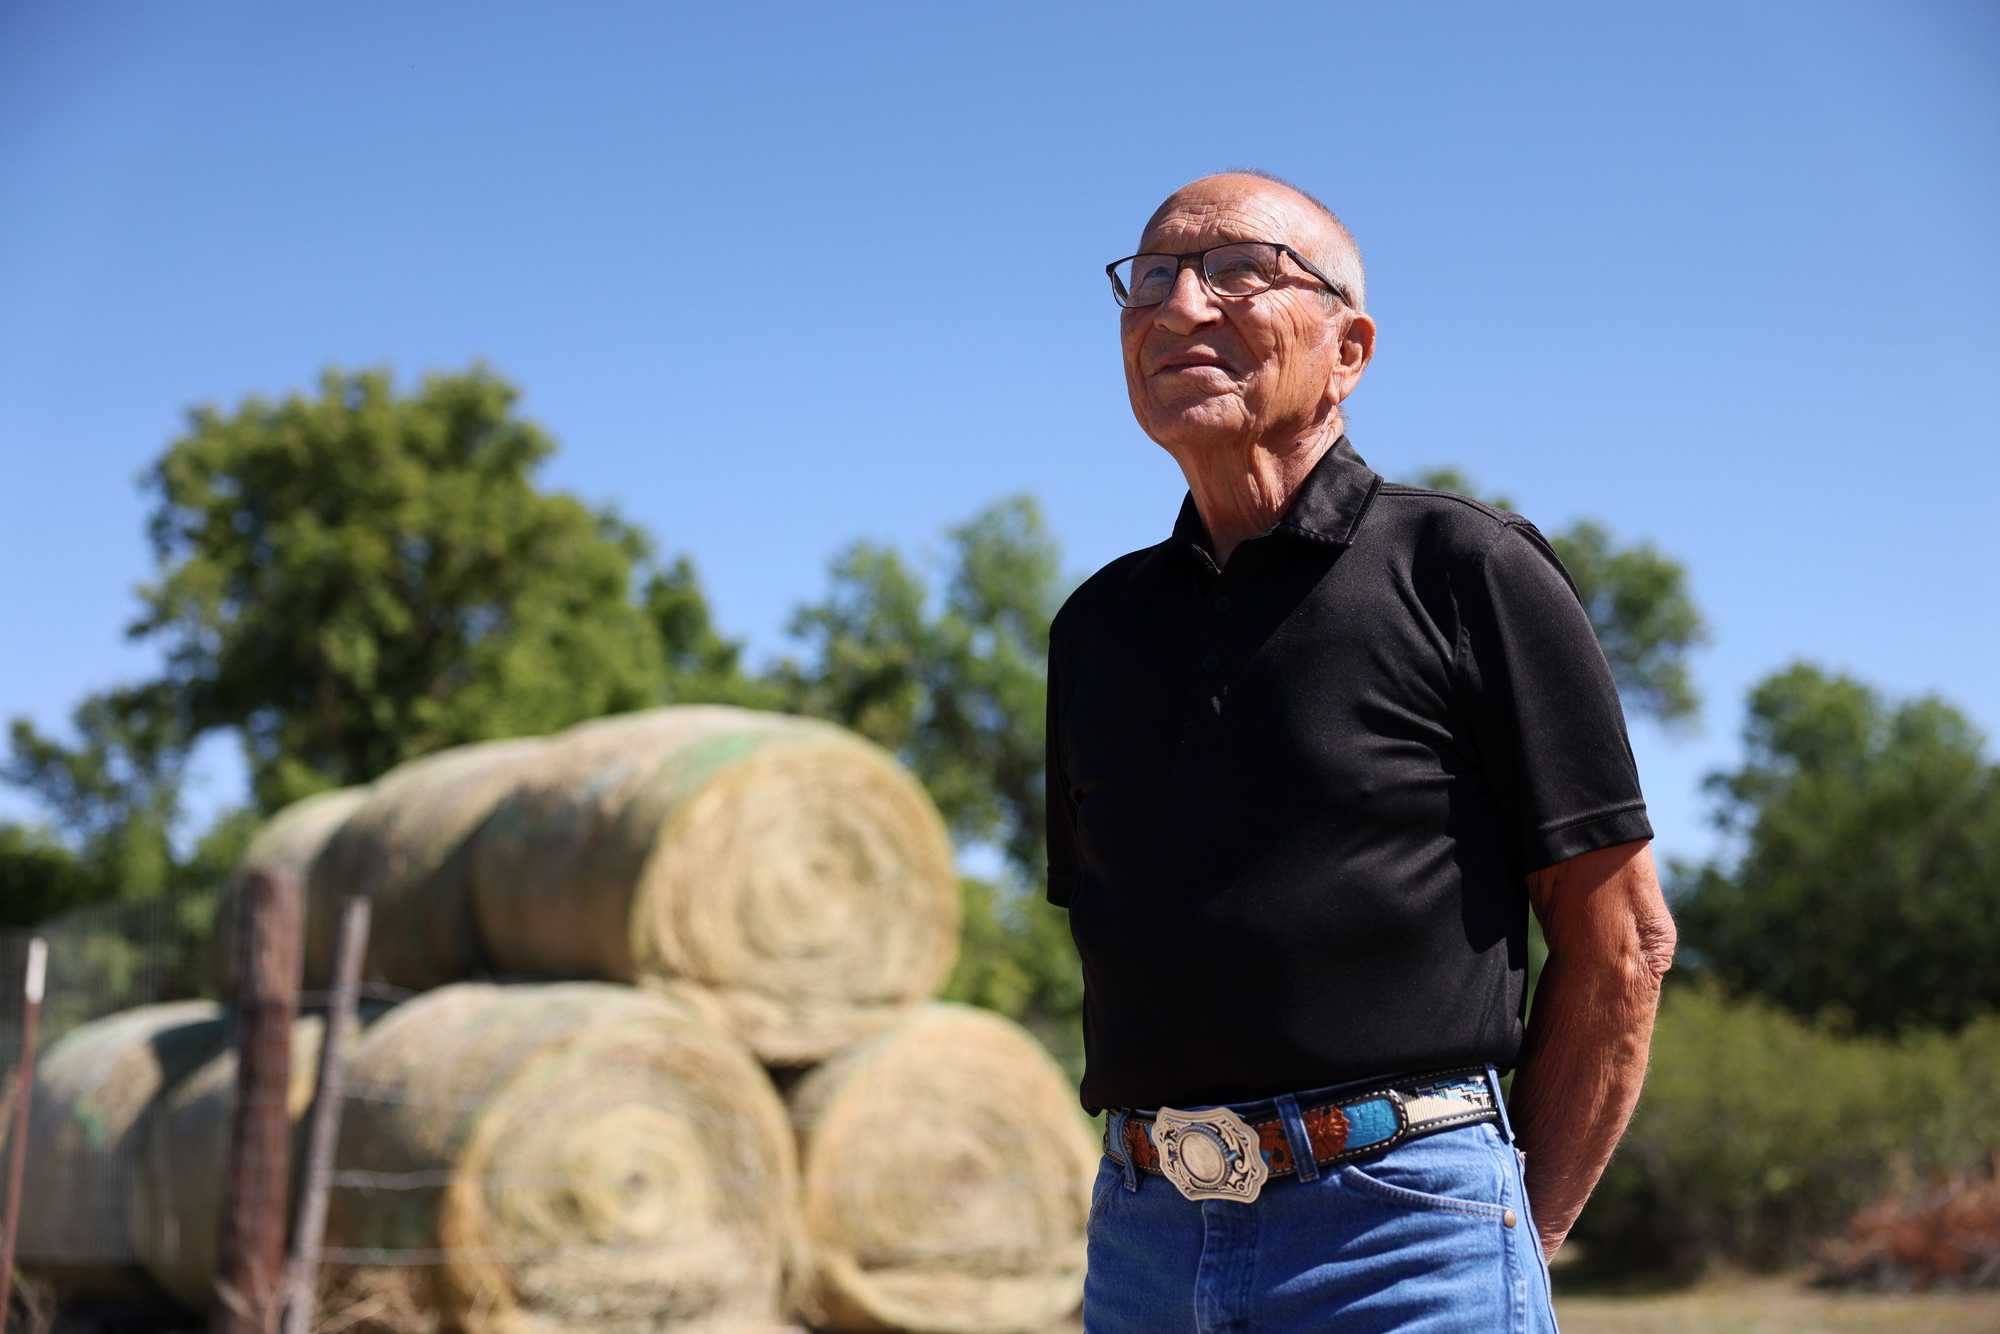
[2,679,262,995]
[643,555,785,710]
[2,366,688,1013]
[5,364,1731,1073]
[1674,661,2000,1033]
[4,682,189,902]
[1410,467,1707,727]
[941,875,1086,1075]
[131,364,664,808]
[773,495,1064,881]
[0,823,119,929]
[1573,982,2000,1278]
[769,498,1081,1071]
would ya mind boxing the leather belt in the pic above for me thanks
[1106,1067,1501,1203]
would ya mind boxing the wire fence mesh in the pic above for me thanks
[0,900,1093,1334]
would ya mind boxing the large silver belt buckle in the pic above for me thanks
[1150,1105,1269,1204]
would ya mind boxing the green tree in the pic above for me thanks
[643,555,785,710]
[3,664,254,1003]
[1673,661,2000,1033]
[1411,467,1707,727]
[129,364,665,809]
[772,497,1081,1066]
[0,804,257,1029]
[0,823,118,929]
[774,494,1063,879]
[941,874,1086,1075]
[3,363,710,1002]
[2,689,258,1004]
[4,682,189,899]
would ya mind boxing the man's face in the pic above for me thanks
[1120,179,1364,456]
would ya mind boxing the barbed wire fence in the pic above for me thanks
[0,885,1091,1334]
[1,896,197,1063]
[1,895,194,1334]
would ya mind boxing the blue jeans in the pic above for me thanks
[1084,1069,1559,1333]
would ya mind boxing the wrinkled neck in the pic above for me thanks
[1178,415,1343,566]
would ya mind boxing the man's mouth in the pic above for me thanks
[1153,352,1233,374]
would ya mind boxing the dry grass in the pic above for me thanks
[1035,1271,2000,1333]
[1555,1272,2000,1333]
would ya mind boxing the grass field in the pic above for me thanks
[1555,1273,2000,1333]
[1038,1273,1999,1332]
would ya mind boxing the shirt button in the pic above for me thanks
[1215,594,1232,612]
[1200,652,1220,673]
[1503,1209,1518,1228]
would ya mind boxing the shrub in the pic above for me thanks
[1569,983,2000,1280]
[1814,1158,2000,1291]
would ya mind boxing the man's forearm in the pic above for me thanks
[1509,841,1675,1258]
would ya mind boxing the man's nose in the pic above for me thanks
[1154,261,1220,333]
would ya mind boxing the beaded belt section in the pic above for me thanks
[1107,1068,1499,1203]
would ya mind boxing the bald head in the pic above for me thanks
[1142,171,1366,312]
[1119,168,1378,474]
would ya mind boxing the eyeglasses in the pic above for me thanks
[1106,241,1351,310]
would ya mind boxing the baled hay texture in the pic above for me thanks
[308,738,550,991]
[322,981,800,1333]
[16,1001,230,1301]
[468,706,959,1066]
[787,1003,1096,1334]
[129,1013,333,1311]
[215,786,369,997]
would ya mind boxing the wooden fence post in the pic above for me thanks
[0,938,47,1334]
[214,872,300,1334]
[280,896,370,1334]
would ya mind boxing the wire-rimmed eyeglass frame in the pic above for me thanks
[1105,241,1351,310]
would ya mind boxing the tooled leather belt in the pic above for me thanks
[1106,1066,1501,1203]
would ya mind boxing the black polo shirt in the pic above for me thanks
[1045,435,1652,1114]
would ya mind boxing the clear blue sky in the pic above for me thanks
[3,1,1996,876]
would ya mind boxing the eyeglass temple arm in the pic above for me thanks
[1276,244,1350,307]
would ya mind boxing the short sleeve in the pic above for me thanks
[1045,628,1080,908]
[1456,520,1654,872]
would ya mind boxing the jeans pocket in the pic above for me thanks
[1338,1159,1511,1221]
[1087,1155,1120,1233]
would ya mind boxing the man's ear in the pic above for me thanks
[1327,310,1377,407]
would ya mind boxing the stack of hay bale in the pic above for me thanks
[18,705,1096,1333]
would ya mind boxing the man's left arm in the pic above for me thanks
[1509,836,1677,1260]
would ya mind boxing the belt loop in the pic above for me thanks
[1484,1064,1517,1144]
[1106,1110,1140,1190]
[1274,1093,1319,1183]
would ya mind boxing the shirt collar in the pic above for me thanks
[1170,434,1382,562]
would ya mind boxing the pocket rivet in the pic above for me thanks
[1503,1209,1518,1228]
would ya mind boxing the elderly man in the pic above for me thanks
[1045,171,1676,1332]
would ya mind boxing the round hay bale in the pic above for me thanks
[468,705,959,1065]
[16,1000,231,1302]
[322,981,800,1333]
[215,786,369,997]
[129,1013,334,1310]
[787,1003,1095,1333]
[309,738,549,991]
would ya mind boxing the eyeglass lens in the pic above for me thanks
[1112,243,1282,307]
